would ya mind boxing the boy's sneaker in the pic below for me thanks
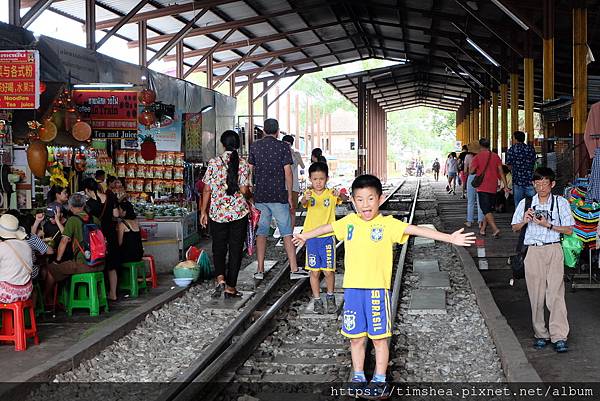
[290,268,309,280]
[253,272,264,280]
[313,298,325,314]
[363,381,391,400]
[533,338,550,350]
[554,340,568,353]
[326,294,337,313]
[346,379,367,398]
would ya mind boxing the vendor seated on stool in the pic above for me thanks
[0,213,34,303]
[511,167,574,353]
[117,201,144,264]
[44,193,104,303]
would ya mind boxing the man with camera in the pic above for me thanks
[511,167,575,353]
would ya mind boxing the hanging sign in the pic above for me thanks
[72,90,138,139]
[0,50,40,109]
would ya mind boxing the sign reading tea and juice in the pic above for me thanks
[0,50,40,109]
[72,90,138,139]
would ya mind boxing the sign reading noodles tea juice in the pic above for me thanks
[0,50,40,109]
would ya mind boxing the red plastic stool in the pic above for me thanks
[142,255,158,289]
[0,299,39,351]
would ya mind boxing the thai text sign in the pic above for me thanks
[0,50,40,109]
[72,90,138,139]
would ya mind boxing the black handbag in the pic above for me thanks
[471,152,492,188]
[511,197,533,279]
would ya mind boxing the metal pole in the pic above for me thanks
[358,77,366,175]
[86,0,96,50]
[573,3,589,177]
[138,21,147,67]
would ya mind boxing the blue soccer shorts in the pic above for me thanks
[305,235,336,271]
[341,288,391,339]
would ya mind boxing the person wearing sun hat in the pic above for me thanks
[0,213,34,303]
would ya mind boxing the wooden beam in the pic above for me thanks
[543,0,555,101]
[268,75,303,109]
[253,68,291,102]
[500,83,508,151]
[573,4,588,177]
[524,57,534,142]
[85,0,96,50]
[8,0,20,26]
[96,0,150,49]
[176,41,184,79]
[358,77,366,175]
[492,91,499,152]
[213,44,260,89]
[183,29,236,79]
[21,0,54,28]
[206,56,213,89]
[138,21,147,67]
[229,78,235,98]
[510,72,519,135]
[236,58,277,97]
[95,0,237,29]
[148,8,209,65]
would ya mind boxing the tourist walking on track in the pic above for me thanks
[470,138,509,237]
[511,167,574,353]
[293,174,475,398]
[446,152,458,194]
[506,130,537,208]
[249,118,308,280]
[464,144,484,229]
[201,130,252,298]
[432,158,440,181]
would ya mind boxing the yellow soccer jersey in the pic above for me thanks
[331,213,409,289]
[303,188,341,237]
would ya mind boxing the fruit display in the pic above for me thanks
[133,201,190,218]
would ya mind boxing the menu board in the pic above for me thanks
[183,113,202,162]
[72,90,138,139]
[0,50,40,109]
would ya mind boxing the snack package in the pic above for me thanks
[163,167,173,180]
[174,180,184,194]
[144,179,153,193]
[126,164,137,178]
[165,152,174,166]
[135,179,144,192]
[115,150,126,164]
[136,151,146,165]
[117,164,126,177]
[154,166,164,179]
[174,153,184,166]
[126,179,135,192]
[127,150,138,164]
[173,166,184,180]
[154,152,164,165]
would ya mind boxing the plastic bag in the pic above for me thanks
[562,233,583,268]
[246,203,261,256]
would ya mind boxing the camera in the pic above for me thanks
[534,210,550,221]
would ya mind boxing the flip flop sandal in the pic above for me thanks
[492,231,501,238]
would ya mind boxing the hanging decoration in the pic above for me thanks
[139,89,156,106]
[39,119,57,142]
[137,88,158,129]
[72,121,92,141]
[138,110,156,128]
[27,141,48,178]
[48,160,68,187]
[26,120,41,141]
[139,134,157,161]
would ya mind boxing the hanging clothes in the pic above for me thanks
[584,101,600,159]
[589,148,600,203]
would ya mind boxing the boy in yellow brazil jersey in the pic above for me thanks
[301,162,348,314]
[293,175,475,399]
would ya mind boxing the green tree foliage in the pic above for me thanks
[386,107,456,161]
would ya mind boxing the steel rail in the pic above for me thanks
[158,180,410,401]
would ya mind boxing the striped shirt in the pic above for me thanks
[25,234,48,279]
[511,194,575,246]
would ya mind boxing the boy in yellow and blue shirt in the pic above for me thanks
[301,162,347,314]
[294,175,474,399]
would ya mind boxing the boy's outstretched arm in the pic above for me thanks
[404,225,475,246]
[292,224,334,246]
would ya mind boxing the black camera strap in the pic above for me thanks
[533,195,556,222]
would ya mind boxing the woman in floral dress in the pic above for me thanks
[200,130,252,298]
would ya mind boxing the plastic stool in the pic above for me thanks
[119,261,148,298]
[67,272,108,317]
[0,300,39,351]
[142,255,158,288]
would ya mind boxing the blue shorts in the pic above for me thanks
[342,288,391,339]
[256,202,293,237]
[305,236,336,271]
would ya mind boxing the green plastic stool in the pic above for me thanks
[119,261,148,298]
[67,272,109,317]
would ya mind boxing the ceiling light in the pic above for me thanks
[200,105,213,113]
[73,83,135,89]
[443,95,464,102]
[491,0,529,31]
[466,38,500,67]
[457,63,484,86]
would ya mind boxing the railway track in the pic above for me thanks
[156,179,420,401]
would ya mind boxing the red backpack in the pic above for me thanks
[73,215,106,267]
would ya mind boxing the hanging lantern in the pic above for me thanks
[72,121,92,141]
[39,120,57,142]
[138,110,156,128]
[39,82,47,94]
[140,135,157,161]
[27,141,49,178]
[138,89,156,106]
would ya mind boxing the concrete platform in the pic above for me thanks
[419,271,450,289]
[408,289,446,314]
[413,259,440,273]
[300,293,344,318]
[0,274,184,384]
[433,179,600,382]
[242,260,278,273]
[413,236,435,246]
[205,291,255,309]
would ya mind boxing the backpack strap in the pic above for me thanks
[3,240,33,274]
[517,197,533,252]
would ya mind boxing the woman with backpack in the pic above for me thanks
[200,130,252,299]
[83,178,120,301]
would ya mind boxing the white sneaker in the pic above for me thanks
[253,272,264,280]
[290,268,309,280]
